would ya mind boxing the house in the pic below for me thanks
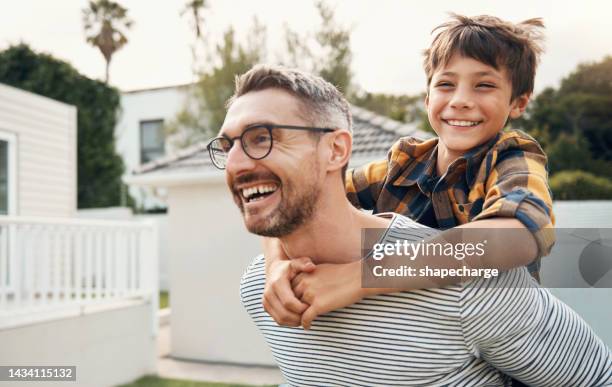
[126,105,430,365]
[115,84,192,211]
[0,83,158,387]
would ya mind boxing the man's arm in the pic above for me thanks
[460,269,612,385]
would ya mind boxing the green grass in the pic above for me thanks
[118,375,277,387]
[159,291,169,309]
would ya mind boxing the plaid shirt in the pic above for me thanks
[346,129,555,272]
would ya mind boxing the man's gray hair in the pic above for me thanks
[227,64,352,132]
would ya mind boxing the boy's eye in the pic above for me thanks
[477,83,496,88]
[435,81,454,88]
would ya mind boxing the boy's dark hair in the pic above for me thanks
[423,14,545,101]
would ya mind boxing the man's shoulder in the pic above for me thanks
[239,254,266,310]
[241,254,265,283]
[240,254,265,294]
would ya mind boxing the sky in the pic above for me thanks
[1,0,611,95]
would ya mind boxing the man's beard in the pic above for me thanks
[251,178,320,237]
[231,164,320,238]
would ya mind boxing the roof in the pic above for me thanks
[122,82,193,95]
[126,105,432,187]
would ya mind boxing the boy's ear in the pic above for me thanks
[509,93,531,119]
[424,93,430,108]
[325,130,352,173]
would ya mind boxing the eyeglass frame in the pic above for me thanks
[206,124,335,170]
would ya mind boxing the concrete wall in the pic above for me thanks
[167,180,276,365]
[0,301,156,387]
[0,83,77,217]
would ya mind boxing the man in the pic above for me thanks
[208,64,612,386]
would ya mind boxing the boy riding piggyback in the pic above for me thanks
[264,14,556,331]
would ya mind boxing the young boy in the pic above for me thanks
[263,14,555,330]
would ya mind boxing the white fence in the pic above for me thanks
[0,216,158,333]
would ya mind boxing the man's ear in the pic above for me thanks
[509,93,531,119]
[326,130,352,173]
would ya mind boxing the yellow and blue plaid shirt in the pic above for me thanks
[346,129,555,272]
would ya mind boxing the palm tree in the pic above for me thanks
[82,0,133,83]
[181,0,207,39]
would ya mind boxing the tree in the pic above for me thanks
[82,0,133,83]
[181,0,208,67]
[0,44,128,208]
[166,22,266,146]
[182,0,207,39]
[520,56,612,165]
[282,1,353,94]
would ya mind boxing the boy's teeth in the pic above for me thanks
[447,120,479,127]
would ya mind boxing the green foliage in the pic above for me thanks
[166,24,265,146]
[546,132,612,179]
[549,170,612,200]
[349,91,435,133]
[313,1,353,94]
[82,0,133,82]
[520,56,612,177]
[159,291,169,309]
[0,44,127,208]
[518,56,612,195]
[282,1,353,94]
[350,92,419,122]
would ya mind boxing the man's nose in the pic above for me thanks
[449,85,475,109]
[225,140,256,175]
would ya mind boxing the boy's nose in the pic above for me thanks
[449,87,475,109]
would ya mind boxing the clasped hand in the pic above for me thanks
[263,257,364,330]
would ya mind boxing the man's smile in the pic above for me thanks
[240,183,279,203]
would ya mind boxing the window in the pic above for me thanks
[0,140,7,215]
[0,132,16,216]
[140,119,165,164]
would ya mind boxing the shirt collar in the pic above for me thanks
[391,132,502,189]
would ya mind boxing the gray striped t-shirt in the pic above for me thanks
[240,213,612,386]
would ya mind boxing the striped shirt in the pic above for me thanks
[345,130,556,273]
[240,214,612,386]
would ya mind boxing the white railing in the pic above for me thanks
[0,216,158,333]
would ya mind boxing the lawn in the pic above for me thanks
[159,291,169,309]
[118,375,277,387]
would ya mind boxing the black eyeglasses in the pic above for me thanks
[206,124,334,169]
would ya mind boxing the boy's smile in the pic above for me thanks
[426,54,529,173]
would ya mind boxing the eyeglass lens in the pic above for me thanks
[209,126,272,168]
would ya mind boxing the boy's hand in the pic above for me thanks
[263,256,315,327]
[291,260,365,330]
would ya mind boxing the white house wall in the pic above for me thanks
[115,86,190,210]
[167,181,276,365]
[0,83,76,217]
